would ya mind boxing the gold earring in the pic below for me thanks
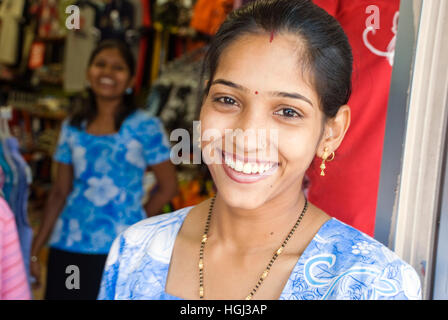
[320,147,335,176]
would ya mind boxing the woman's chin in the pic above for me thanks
[215,187,269,211]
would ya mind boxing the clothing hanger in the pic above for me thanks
[0,106,12,138]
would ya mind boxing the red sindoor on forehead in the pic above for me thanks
[270,31,275,43]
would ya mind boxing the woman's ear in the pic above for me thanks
[317,105,351,157]
[127,76,136,90]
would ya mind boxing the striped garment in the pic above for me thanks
[0,197,30,300]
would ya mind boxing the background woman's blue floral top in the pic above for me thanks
[49,110,171,254]
[98,206,422,300]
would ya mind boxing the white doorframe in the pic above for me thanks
[393,0,448,299]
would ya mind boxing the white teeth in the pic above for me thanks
[251,163,259,174]
[235,160,244,172]
[243,163,252,174]
[224,154,275,175]
[100,77,115,85]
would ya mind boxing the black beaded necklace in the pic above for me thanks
[198,194,308,300]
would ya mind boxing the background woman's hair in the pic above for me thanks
[69,39,137,130]
[199,0,353,119]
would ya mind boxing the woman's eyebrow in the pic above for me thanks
[270,91,314,107]
[211,79,249,92]
[211,78,313,107]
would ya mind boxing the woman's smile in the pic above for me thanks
[220,149,280,184]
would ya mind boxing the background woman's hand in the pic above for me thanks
[30,258,41,290]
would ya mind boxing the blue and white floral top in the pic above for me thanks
[98,206,422,300]
[49,110,171,254]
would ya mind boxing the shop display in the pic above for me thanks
[0,106,33,288]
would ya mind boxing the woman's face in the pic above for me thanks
[87,48,133,101]
[200,33,326,210]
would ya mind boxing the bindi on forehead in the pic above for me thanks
[270,31,275,43]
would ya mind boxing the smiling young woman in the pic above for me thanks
[98,0,421,300]
[30,39,178,300]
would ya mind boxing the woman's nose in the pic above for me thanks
[99,64,114,76]
[231,106,270,152]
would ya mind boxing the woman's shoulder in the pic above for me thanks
[317,218,404,265]
[121,206,192,245]
[107,206,192,264]
[299,218,422,299]
[124,109,163,130]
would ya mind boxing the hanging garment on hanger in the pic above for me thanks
[146,46,206,129]
[37,0,62,38]
[0,166,5,191]
[0,197,31,300]
[63,0,100,92]
[5,137,33,286]
[0,138,17,210]
[98,0,134,41]
[127,0,143,64]
[134,0,151,93]
[190,0,233,35]
[150,26,163,85]
[1,138,18,215]
[0,0,26,65]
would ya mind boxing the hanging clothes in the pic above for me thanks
[189,0,233,36]
[0,167,5,196]
[0,109,33,288]
[0,0,26,65]
[4,137,33,285]
[0,197,31,300]
[145,46,206,136]
[98,0,134,42]
[63,0,100,92]
[134,0,151,93]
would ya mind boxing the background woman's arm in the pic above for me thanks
[144,160,178,218]
[30,162,74,288]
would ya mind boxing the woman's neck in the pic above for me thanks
[85,97,122,135]
[95,97,122,121]
[209,191,308,254]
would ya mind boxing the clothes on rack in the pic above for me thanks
[0,108,33,288]
[134,0,151,93]
[5,137,33,285]
[63,0,100,92]
[190,0,234,36]
[99,0,134,41]
[0,0,26,65]
[146,46,206,136]
[0,197,31,300]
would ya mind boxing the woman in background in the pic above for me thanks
[30,39,178,300]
